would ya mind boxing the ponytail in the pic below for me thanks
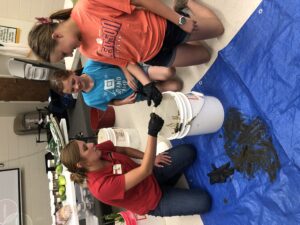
[70,172,86,184]
[50,8,73,21]
[28,8,73,62]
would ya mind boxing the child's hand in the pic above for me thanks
[126,74,138,91]
[142,82,162,107]
[180,18,197,33]
[122,93,137,105]
[122,66,138,91]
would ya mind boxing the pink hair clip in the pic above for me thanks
[35,17,52,24]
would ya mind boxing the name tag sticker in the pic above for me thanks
[113,164,122,174]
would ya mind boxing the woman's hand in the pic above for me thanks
[180,18,197,33]
[154,152,172,167]
[124,113,163,191]
[148,112,164,137]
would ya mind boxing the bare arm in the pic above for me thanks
[131,0,181,25]
[123,113,164,191]
[121,66,138,91]
[131,0,195,33]
[126,63,162,107]
[124,135,157,191]
[115,146,144,159]
[116,145,172,167]
[109,93,137,106]
[131,0,222,34]
[126,63,151,86]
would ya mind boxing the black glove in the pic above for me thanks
[142,82,162,107]
[207,162,234,184]
[148,113,164,137]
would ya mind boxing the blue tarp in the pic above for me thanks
[172,0,300,224]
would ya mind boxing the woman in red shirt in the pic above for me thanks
[60,113,211,216]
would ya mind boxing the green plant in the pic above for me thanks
[71,0,79,5]
[103,212,125,225]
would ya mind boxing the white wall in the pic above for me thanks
[0,102,48,117]
[0,1,66,225]
[0,0,67,116]
[0,0,66,45]
[0,116,51,225]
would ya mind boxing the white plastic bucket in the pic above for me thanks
[153,91,224,140]
[177,92,193,138]
[186,92,224,136]
[157,141,172,154]
[152,92,181,139]
[97,128,116,144]
[97,127,141,149]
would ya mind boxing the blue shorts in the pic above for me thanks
[145,15,189,67]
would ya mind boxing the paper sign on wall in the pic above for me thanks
[0,25,20,43]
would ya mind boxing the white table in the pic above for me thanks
[48,118,99,225]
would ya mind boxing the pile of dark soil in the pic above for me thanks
[223,108,280,182]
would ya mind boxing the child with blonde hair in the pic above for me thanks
[29,0,223,105]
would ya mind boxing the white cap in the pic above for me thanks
[8,58,26,78]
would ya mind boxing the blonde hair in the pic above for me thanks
[28,8,73,62]
[49,70,71,95]
[60,140,87,184]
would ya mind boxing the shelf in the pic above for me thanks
[48,117,99,225]
[59,119,80,225]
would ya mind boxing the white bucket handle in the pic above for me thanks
[186,92,205,125]
[191,91,204,97]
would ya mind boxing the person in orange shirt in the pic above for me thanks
[28,0,224,106]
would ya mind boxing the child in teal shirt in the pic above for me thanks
[50,59,182,111]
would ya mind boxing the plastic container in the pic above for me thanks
[119,211,137,225]
[90,106,115,131]
[187,92,224,136]
[177,92,193,138]
[153,91,224,140]
[97,127,141,149]
[152,92,181,139]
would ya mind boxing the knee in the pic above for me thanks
[172,77,184,91]
[186,144,197,159]
[212,19,225,37]
[160,76,183,92]
[177,144,197,161]
[202,191,212,213]
[216,23,225,36]
[161,67,176,80]
[202,48,211,63]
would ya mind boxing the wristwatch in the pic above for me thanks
[178,16,187,26]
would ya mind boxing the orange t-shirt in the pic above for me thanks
[71,0,167,67]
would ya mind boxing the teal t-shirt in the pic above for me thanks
[82,60,143,111]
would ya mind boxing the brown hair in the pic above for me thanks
[60,140,87,184]
[49,70,71,95]
[28,8,73,62]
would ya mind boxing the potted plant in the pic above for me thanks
[103,211,139,225]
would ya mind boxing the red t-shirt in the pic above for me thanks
[71,0,166,67]
[86,141,162,215]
